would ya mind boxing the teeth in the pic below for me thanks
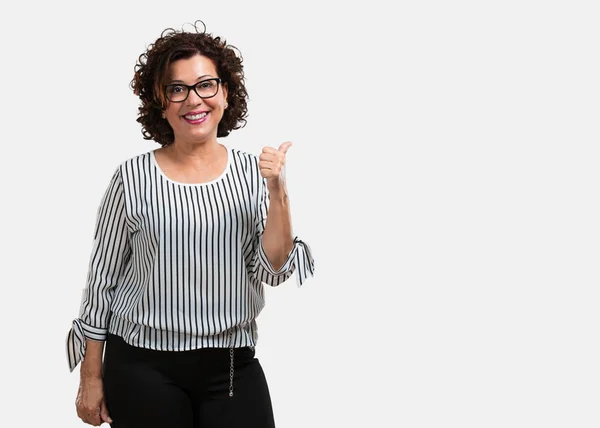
[185,112,207,120]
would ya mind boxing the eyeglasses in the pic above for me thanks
[164,78,222,102]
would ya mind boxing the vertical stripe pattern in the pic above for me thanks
[66,146,315,372]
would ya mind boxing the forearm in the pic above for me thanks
[80,339,105,379]
[262,186,294,271]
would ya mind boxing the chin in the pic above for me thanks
[182,130,215,142]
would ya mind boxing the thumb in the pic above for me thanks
[278,141,293,154]
[100,400,113,424]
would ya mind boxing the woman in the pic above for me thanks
[66,21,315,427]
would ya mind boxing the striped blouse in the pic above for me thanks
[66,145,315,372]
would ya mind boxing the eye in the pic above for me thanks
[198,80,216,89]
[167,85,186,94]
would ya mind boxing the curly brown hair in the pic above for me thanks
[130,21,249,146]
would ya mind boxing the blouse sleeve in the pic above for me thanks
[65,166,132,372]
[248,174,315,288]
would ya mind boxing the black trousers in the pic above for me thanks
[102,334,276,428]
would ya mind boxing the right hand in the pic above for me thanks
[75,376,113,426]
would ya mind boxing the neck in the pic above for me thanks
[165,139,224,168]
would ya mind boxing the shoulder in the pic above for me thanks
[228,146,262,181]
[228,146,264,195]
[109,150,155,181]
[229,146,259,169]
[119,150,154,170]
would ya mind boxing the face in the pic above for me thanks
[163,54,228,145]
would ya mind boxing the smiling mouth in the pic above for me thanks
[183,112,208,120]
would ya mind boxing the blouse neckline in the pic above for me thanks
[150,145,232,187]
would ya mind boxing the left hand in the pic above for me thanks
[259,142,293,191]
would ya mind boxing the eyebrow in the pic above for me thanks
[168,75,214,84]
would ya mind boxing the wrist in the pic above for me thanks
[80,368,102,380]
[80,358,103,379]
[267,183,288,199]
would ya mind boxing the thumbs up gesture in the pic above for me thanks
[259,141,292,192]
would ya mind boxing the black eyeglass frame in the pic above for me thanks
[164,78,222,103]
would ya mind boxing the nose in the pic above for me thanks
[185,87,203,106]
